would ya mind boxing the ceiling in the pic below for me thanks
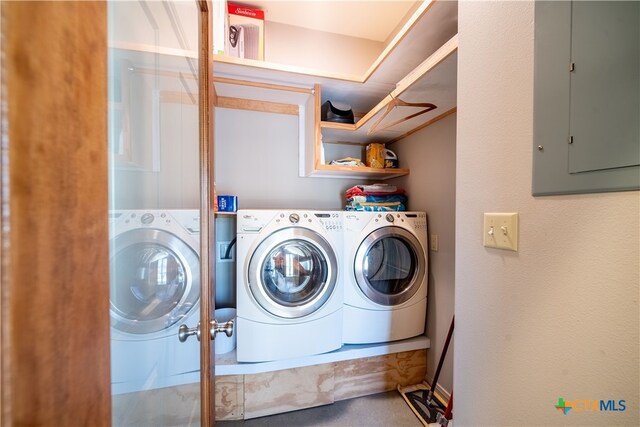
[238,0,419,42]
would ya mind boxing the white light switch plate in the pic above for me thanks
[483,213,518,251]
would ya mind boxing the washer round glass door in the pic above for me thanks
[110,228,200,334]
[354,226,426,306]
[248,227,337,318]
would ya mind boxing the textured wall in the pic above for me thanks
[392,113,457,395]
[215,108,354,209]
[455,1,639,426]
[266,21,383,76]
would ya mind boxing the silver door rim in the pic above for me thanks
[248,227,337,319]
[110,228,200,334]
[354,226,425,306]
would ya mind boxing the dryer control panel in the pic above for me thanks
[405,212,427,231]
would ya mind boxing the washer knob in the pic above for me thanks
[289,213,300,224]
[385,214,395,223]
[141,213,155,225]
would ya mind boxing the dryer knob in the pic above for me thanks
[385,213,395,223]
[289,213,300,224]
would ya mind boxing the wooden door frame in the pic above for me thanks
[1,2,111,425]
[198,0,216,425]
[2,1,216,425]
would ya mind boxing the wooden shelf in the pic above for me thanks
[303,34,457,180]
[309,163,409,180]
[320,37,458,147]
[320,121,358,132]
[209,1,458,181]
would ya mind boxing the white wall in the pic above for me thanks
[112,78,199,210]
[456,2,639,426]
[392,113,456,395]
[214,107,354,209]
[265,22,384,76]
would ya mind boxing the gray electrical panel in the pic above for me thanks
[533,1,640,196]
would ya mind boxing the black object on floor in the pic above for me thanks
[399,316,454,426]
[405,387,446,424]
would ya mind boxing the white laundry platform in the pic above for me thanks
[215,335,430,376]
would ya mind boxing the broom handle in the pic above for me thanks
[444,390,453,420]
[431,316,454,392]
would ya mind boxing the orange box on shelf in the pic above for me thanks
[366,143,385,169]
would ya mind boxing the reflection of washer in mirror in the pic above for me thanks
[120,243,184,315]
[110,228,199,334]
[109,210,201,395]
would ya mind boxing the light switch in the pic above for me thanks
[430,234,439,252]
[483,213,518,251]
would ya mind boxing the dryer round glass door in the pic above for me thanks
[354,226,426,306]
[248,227,337,318]
[110,228,200,334]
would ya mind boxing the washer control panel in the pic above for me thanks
[314,212,342,232]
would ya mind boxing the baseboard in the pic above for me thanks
[422,378,451,407]
[434,382,451,403]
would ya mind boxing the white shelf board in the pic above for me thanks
[321,49,458,146]
[215,335,430,376]
[308,164,410,180]
[214,81,313,107]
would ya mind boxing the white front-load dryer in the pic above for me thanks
[110,210,201,394]
[343,211,428,344]
[236,209,343,362]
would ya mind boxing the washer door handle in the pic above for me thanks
[178,319,234,342]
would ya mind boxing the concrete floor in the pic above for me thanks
[217,391,423,426]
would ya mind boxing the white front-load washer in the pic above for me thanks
[343,211,428,344]
[110,210,201,394]
[236,209,343,362]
